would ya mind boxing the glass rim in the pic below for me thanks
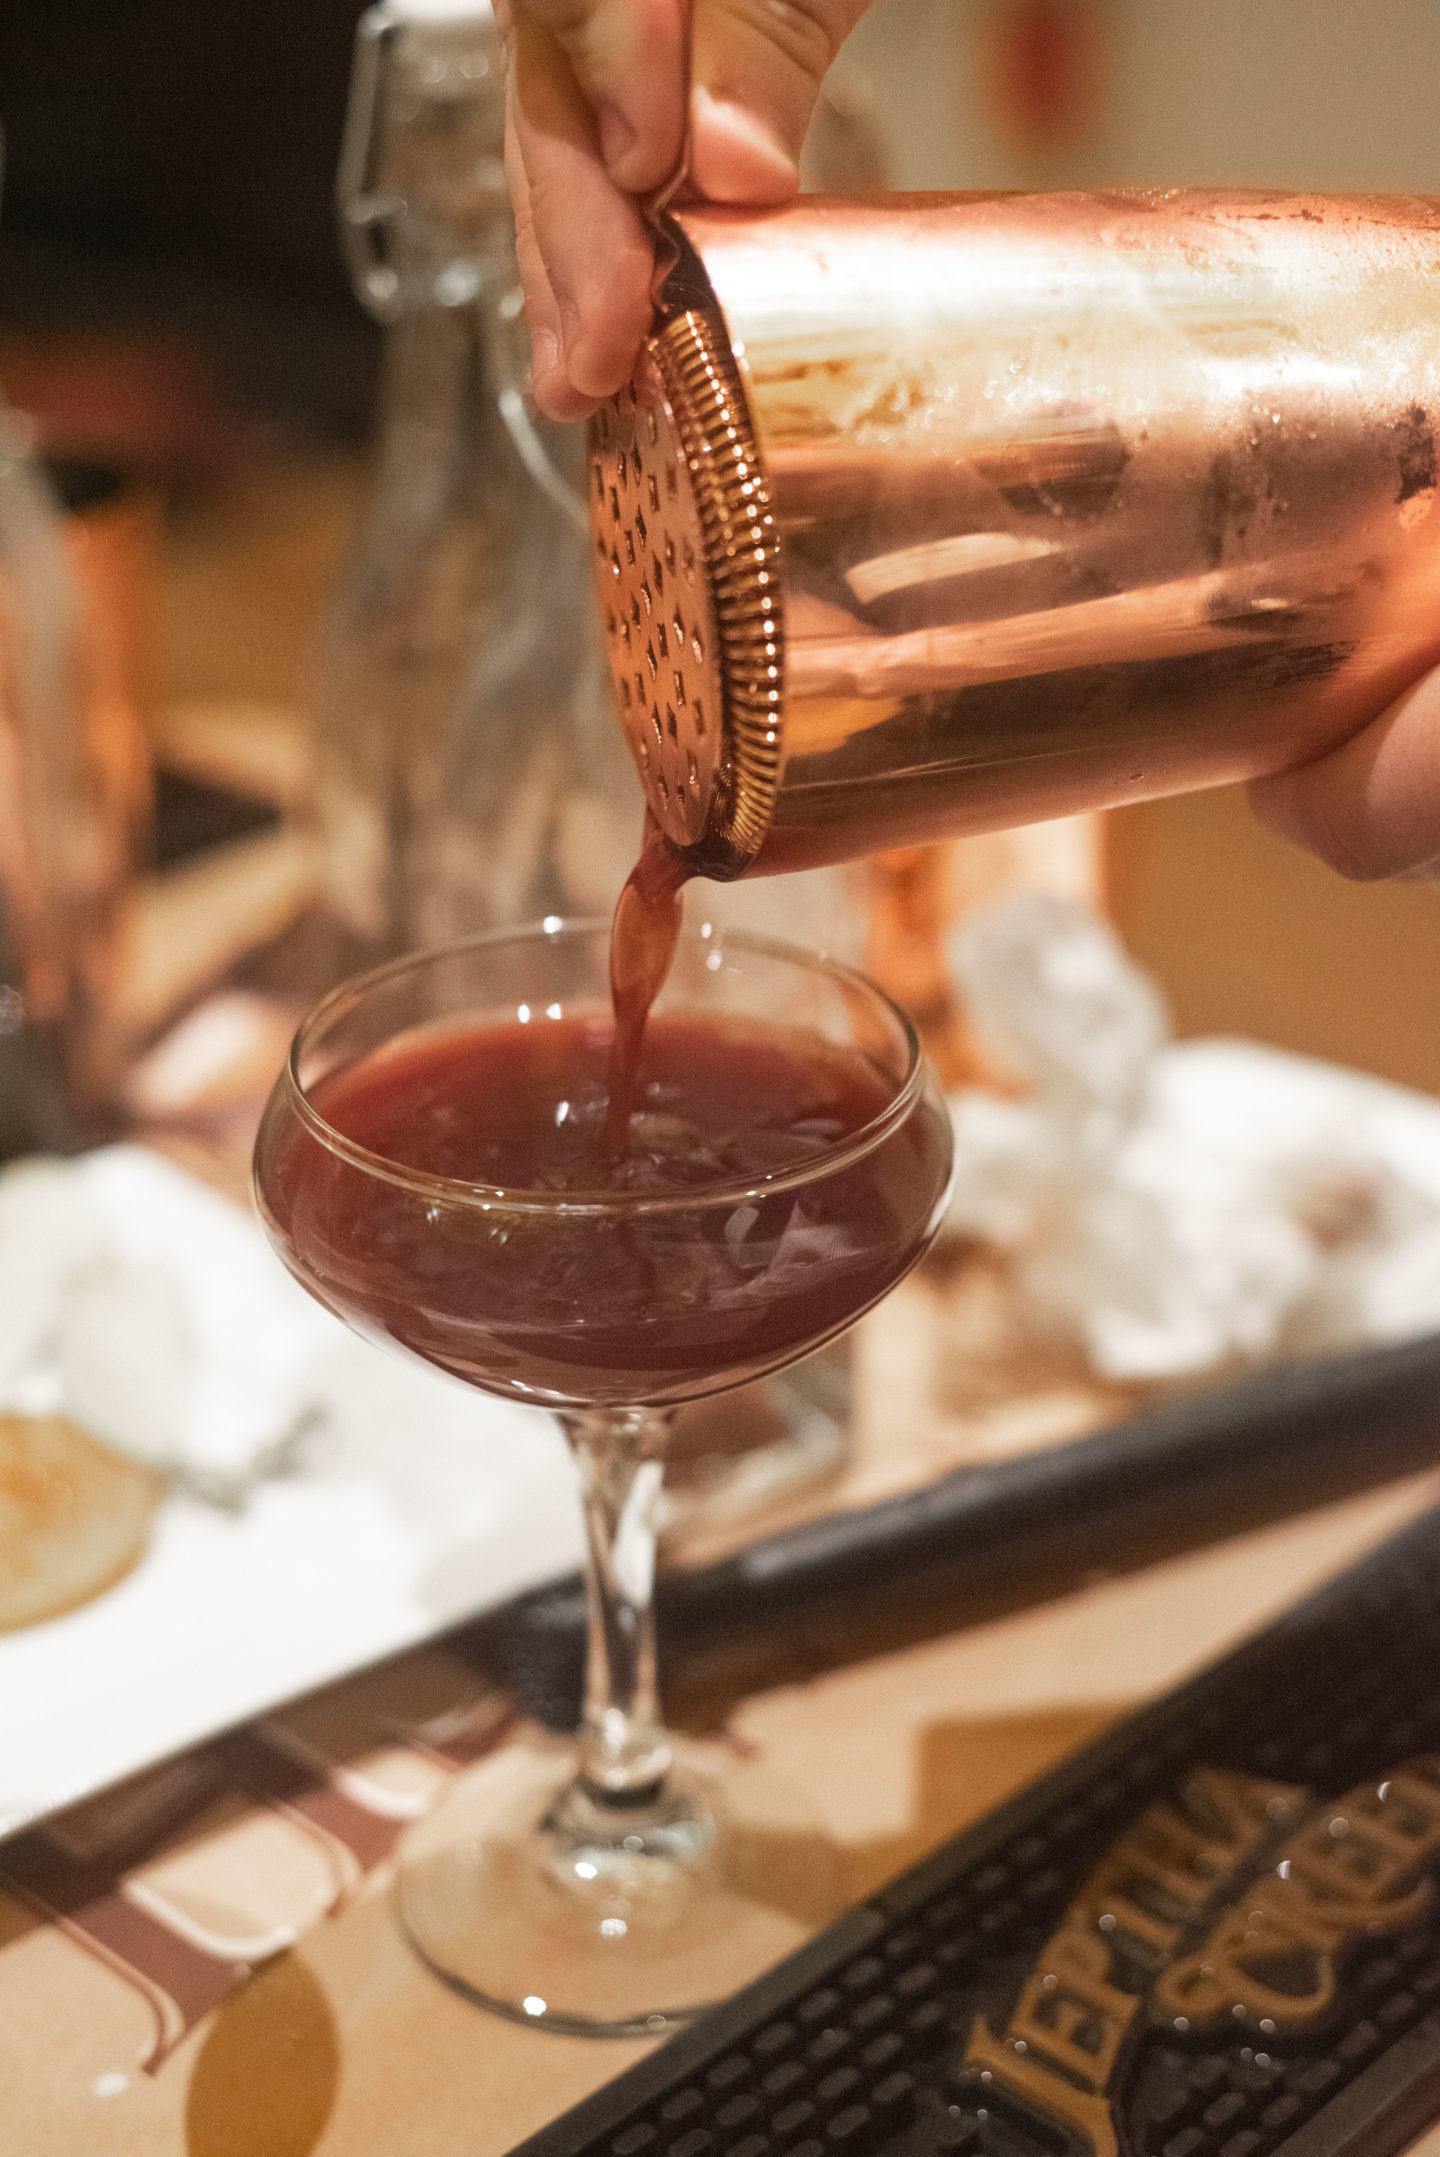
[277,916,929,1218]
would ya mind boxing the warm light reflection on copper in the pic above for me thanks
[591,192,1440,880]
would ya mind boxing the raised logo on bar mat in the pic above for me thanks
[511,1502,1440,2157]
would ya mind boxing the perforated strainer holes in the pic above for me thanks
[590,367,725,850]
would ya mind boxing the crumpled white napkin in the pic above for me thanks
[945,894,1440,1383]
[0,1146,346,1491]
[0,1144,582,1839]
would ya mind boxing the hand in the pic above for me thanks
[1250,665,1440,880]
[497,0,871,420]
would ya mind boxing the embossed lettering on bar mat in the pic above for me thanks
[512,1499,1440,2157]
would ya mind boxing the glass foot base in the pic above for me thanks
[398,1732,840,2037]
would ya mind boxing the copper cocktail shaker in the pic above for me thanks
[589,191,1440,879]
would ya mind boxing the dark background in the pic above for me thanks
[0,0,379,437]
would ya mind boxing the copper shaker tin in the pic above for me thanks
[589,191,1440,879]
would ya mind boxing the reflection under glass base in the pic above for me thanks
[398,1733,841,2037]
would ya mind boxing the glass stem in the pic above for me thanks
[560,1407,674,1803]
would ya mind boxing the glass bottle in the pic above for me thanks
[318,0,638,969]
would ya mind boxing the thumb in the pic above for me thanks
[690,0,873,202]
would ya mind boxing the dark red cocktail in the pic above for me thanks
[261,1005,948,1408]
[254,920,951,2034]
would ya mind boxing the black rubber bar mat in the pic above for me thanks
[511,1495,1440,2157]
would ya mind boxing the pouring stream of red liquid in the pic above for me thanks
[604,818,690,1153]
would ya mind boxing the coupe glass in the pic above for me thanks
[254,918,952,2035]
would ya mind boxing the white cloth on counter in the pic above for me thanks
[0,1146,581,1838]
[946,894,1440,1383]
[0,1148,330,1485]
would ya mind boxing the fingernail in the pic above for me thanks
[691,86,798,200]
[530,322,565,396]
